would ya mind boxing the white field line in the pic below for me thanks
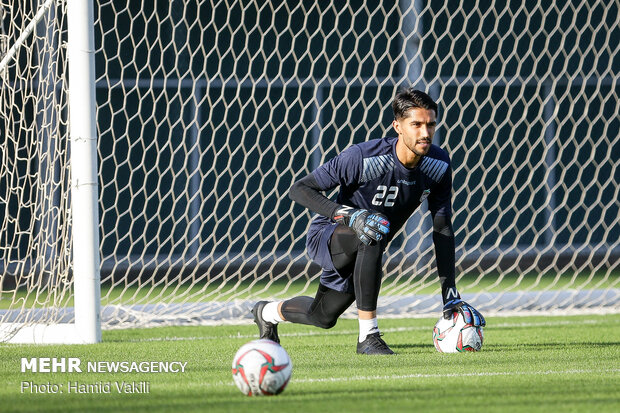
[295,369,620,384]
[125,317,617,343]
[209,368,620,387]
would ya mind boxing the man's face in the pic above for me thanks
[392,108,437,157]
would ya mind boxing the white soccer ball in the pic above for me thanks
[433,311,484,353]
[231,339,293,396]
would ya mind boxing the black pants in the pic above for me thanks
[280,225,385,329]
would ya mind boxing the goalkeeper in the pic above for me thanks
[253,88,485,355]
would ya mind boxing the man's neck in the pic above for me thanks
[395,139,423,168]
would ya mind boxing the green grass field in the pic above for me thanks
[1,314,619,412]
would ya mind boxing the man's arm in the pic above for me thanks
[288,172,390,245]
[288,144,361,217]
[288,173,340,218]
[432,212,458,303]
[428,161,485,327]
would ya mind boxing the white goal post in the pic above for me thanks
[0,0,100,343]
[1,0,618,344]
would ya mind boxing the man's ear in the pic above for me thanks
[392,119,401,135]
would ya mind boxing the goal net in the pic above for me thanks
[1,0,618,342]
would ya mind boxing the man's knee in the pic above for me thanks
[310,314,338,329]
[308,300,339,329]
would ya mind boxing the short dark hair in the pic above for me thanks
[392,88,438,119]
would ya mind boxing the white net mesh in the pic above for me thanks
[0,0,74,338]
[1,0,619,338]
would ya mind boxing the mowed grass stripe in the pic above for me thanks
[200,368,620,387]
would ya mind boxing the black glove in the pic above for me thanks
[443,299,486,327]
[333,206,390,245]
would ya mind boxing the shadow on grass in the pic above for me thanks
[390,343,431,350]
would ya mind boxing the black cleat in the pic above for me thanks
[252,301,280,343]
[356,332,395,355]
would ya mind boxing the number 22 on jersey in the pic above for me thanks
[372,185,399,207]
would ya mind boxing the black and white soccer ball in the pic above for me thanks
[231,339,292,396]
[433,311,484,353]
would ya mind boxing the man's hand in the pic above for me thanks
[333,206,390,245]
[443,299,486,327]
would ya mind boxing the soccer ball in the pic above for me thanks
[433,312,484,353]
[231,339,292,396]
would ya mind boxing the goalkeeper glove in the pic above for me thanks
[333,206,390,245]
[443,299,486,327]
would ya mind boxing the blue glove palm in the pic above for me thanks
[443,299,486,327]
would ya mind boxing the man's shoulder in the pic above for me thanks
[420,145,451,183]
[426,144,451,163]
[354,137,396,158]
